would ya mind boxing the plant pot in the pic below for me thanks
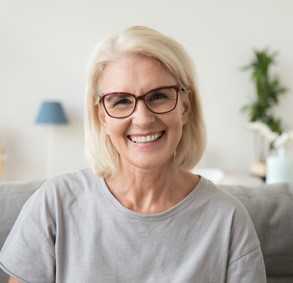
[266,150,293,184]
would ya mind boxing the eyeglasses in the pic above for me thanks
[97,85,185,119]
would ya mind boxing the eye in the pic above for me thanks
[104,94,134,108]
[147,91,169,102]
[113,97,132,107]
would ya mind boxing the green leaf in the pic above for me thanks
[240,47,287,132]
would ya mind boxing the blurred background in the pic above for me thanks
[0,0,292,181]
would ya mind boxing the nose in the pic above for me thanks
[131,100,156,126]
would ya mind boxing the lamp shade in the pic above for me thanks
[35,101,68,125]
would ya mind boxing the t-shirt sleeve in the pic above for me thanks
[0,181,56,283]
[227,246,267,283]
[226,200,267,283]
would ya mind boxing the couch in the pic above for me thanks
[0,180,292,283]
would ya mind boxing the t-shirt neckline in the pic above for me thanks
[97,174,206,221]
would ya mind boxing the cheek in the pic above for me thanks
[163,114,184,147]
[170,108,185,129]
[103,118,128,142]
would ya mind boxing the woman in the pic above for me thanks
[0,26,266,282]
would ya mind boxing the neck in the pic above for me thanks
[105,163,199,213]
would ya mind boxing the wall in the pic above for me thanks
[1,0,293,180]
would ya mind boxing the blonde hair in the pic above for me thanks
[84,26,206,177]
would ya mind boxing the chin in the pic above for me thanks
[124,155,173,171]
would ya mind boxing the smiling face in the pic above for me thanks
[97,53,189,171]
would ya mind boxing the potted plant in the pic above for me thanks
[241,48,288,178]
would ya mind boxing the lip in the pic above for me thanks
[127,130,165,138]
[127,131,165,147]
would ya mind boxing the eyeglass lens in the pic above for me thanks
[103,87,178,118]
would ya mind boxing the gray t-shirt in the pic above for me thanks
[0,168,266,283]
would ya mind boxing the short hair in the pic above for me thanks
[84,26,206,177]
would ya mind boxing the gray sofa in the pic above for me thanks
[0,180,292,283]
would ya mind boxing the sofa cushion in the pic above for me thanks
[220,182,293,278]
[0,180,43,282]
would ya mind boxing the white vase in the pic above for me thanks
[266,148,293,184]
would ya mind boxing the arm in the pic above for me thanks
[227,245,267,282]
[226,202,267,282]
[0,182,55,282]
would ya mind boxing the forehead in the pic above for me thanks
[98,54,176,94]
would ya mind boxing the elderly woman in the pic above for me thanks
[0,26,266,283]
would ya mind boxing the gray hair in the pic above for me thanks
[84,26,206,177]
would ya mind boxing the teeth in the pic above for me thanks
[129,132,163,144]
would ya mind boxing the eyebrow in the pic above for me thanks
[99,84,179,97]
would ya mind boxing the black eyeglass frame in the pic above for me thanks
[98,85,186,119]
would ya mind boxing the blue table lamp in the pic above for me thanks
[35,101,69,177]
[35,101,68,125]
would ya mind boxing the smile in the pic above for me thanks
[128,131,165,144]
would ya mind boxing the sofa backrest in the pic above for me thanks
[220,183,293,283]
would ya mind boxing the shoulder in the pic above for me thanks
[198,176,252,217]
[39,168,101,195]
[27,168,103,214]
[198,177,259,239]
[199,177,261,257]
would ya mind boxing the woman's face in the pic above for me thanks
[98,54,189,170]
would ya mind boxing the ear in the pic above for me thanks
[181,95,190,125]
